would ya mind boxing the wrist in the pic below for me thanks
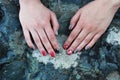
[95,0,120,9]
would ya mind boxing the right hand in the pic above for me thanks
[19,0,59,57]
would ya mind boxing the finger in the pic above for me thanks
[22,26,35,49]
[67,27,89,55]
[39,29,56,57]
[64,19,84,50]
[30,28,47,56]
[44,23,59,50]
[86,32,103,49]
[76,32,95,52]
[69,9,82,29]
[50,12,59,35]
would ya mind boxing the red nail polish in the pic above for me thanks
[41,50,46,56]
[67,49,72,55]
[63,44,68,50]
[50,51,55,57]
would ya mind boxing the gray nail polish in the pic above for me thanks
[69,25,73,30]
[85,46,90,50]
[74,49,78,53]
[55,31,58,35]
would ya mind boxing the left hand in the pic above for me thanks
[64,0,120,55]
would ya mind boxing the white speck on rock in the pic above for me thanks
[32,35,81,69]
[106,27,120,45]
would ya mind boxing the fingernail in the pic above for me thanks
[69,24,73,30]
[67,49,73,55]
[85,46,90,50]
[50,51,56,57]
[32,46,36,50]
[55,30,58,35]
[74,49,78,53]
[63,44,68,50]
[41,50,46,56]
[55,48,60,53]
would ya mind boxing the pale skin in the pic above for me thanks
[19,0,120,57]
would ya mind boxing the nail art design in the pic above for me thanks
[69,24,73,30]
[50,51,55,57]
[67,49,72,55]
[85,46,90,50]
[63,44,68,50]
[41,50,46,56]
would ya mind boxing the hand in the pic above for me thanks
[64,0,119,55]
[19,0,59,57]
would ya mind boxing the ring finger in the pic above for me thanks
[67,27,89,55]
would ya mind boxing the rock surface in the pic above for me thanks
[0,0,120,80]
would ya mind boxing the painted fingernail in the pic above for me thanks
[63,44,68,50]
[32,46,36,50]
[41,50,46,56]
[55,30,58,35]
[55,48,60,53]
[69,24,73,30]
[50,51,56,57]
[67,49,73,55]
[85,46,90,50]
[74,49,78,53]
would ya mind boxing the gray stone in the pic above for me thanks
[0,0,120,80]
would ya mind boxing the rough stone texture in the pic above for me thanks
[0,0,120,80]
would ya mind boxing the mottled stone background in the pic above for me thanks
[0,0,120,80]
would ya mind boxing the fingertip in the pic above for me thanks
[27,42,35,49]
[54,30,58,36]
[85,46,90,50]
[53,25,59,36]
[41,50,47,56]
[67,49,73,55]
[63,44,69,50]
[50,51,56,57]
[69,24,73,30]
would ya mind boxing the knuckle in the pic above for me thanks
[40,21,47,26]
[86,26,92,31]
